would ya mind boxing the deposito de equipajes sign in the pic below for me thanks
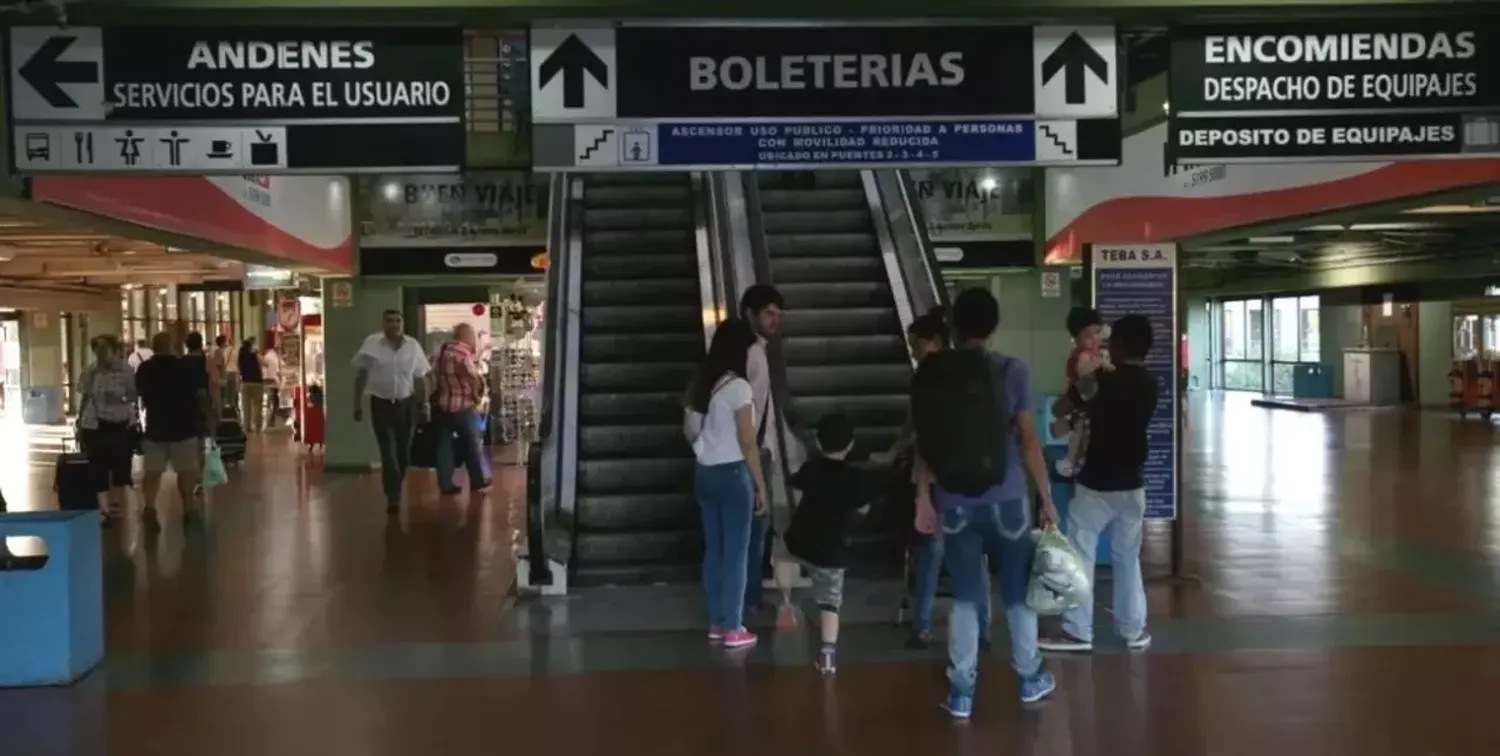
[1170,24,1498,114]
[103,28,464,122]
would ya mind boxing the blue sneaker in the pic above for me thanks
[1019,670,1057,703]
[942,692,974,719]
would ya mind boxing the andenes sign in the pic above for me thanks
[1169,24,1500,163]
[105,30,462,122]
[7,26,465,174]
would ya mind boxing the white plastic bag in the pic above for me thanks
[1026,525,1093,615]
[203,440,228,488]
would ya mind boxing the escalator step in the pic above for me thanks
[582,332,703,363]
[775,281,893,308]
[585,229,695,254]
[785,363,912,395]
[759,188,866,212]
[584,207,692,230]
[587,173,688,187]
[761,210,871,235]
[581,361,696,392]
[577,391,685,424]
[780,307,900,337]
[574,529,701,570]
[771,256,888,284]
[583,305,703,334]
[583,279,699,306]
[580,425,689,460]
[585,184,691,208]
[765,233,877,258]
[579,457,694,495]
[583,254,697,280]
[782,334,908,365]
[575,492,697,531]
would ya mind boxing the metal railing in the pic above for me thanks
[875,170,949,322]
[525,173,572,589]
[739,173,806,511]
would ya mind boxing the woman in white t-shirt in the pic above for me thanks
[683,318,767,650]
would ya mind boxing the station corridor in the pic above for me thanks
[4,397,1500,755]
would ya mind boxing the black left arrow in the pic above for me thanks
[1040,31,1109,106]
[19,36,99,109]
[538,34,608,109]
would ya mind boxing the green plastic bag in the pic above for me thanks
[203,440,228,488]
[1026,525,1092,616]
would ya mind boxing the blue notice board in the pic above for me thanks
[1092,244,1178,520]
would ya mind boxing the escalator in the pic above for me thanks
[570,173,704,586]
[752,171,920,577]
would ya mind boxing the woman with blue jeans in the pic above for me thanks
[684,319,767,650]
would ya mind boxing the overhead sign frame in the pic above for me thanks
[7,25,466,175]
[529,20,1121,172]
[1168,23,1500,164]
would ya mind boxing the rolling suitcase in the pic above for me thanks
[54,436,96,511]
[215,408,247,465]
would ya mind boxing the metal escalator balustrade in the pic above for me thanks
[751,171,916,577]
[571,173,705,586]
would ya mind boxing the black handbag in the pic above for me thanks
[409,420,439,469]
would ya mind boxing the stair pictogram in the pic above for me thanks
[1039,124,1074,156]
[579,129,615,161]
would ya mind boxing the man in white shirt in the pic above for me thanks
[352,309,431,513]
[740,284,787,613]
[126,339,154,371]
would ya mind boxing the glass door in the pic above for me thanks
[1269,295,1321,396]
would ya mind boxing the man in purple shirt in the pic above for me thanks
[914,287,1059,719]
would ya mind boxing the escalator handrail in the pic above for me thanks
[528,172,571,585]
[860,170,918,363]
[741,173,806,512]
[892,170,951,314]
[693,171,731,344]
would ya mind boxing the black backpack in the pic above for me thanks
[910,348,1013,496]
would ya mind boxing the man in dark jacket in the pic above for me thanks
[238,338,265,431]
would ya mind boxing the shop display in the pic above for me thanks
[490,294,542,445]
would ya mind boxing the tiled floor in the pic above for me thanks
[5,395,1500,755]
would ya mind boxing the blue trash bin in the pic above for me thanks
[0,510,104,687]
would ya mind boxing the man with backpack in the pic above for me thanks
[911,287,1059,719]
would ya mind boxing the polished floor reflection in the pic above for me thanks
[4,395,1500,755]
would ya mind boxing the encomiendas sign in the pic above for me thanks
[104,28,464,121]
[1171,25,1500,113]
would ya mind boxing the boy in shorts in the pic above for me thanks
[1055,307,1112,478]
[774,412,872,674]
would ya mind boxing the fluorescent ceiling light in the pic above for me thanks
[1301,224,1345,232]
[1404,204,1500,215]
[1248,235,1296,244]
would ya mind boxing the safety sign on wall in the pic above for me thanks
[529,21,1121,171]
[7,26,465,174]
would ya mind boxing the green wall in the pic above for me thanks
[1184,295,1209,390]
[1416,300,1453,407]
[947,269,1075,393]
[323,276,402,471]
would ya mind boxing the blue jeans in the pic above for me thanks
[941,500,1042,697]
[912,532,992,636]
[432,408,487,491]
[696,461,755,631]
[1062,485,1148,642]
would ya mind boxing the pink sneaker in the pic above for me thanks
[722,628,758,649]
[708,626,725,642]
